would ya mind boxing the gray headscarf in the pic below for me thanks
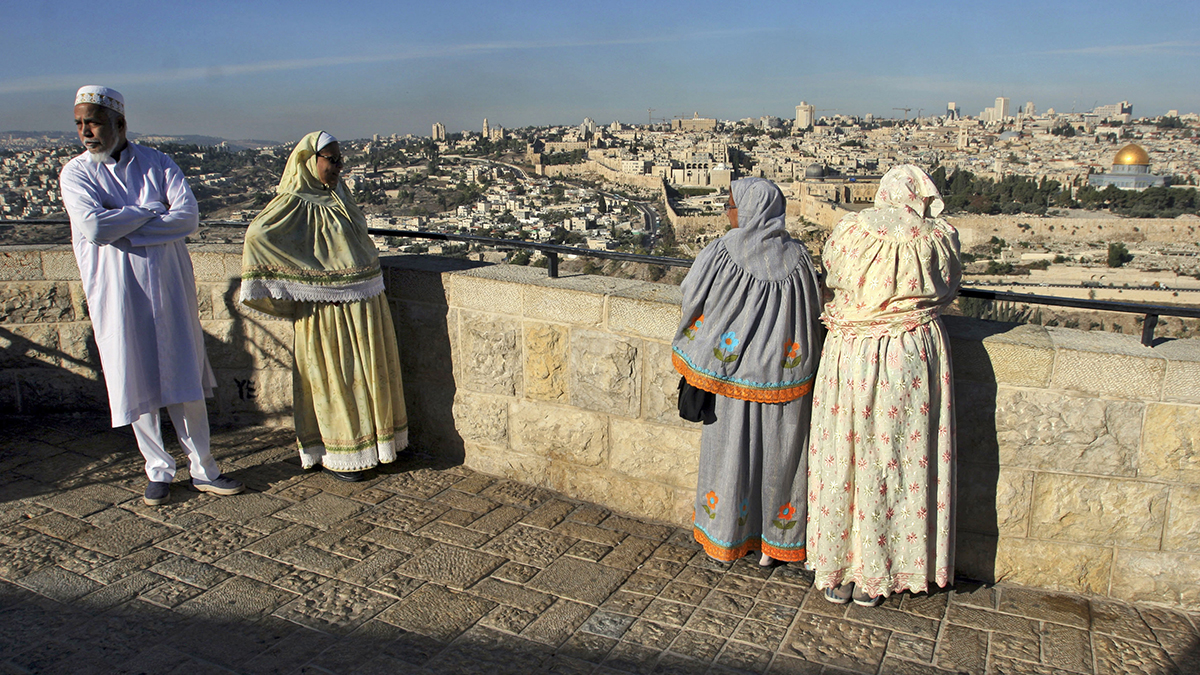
[721,178,803,281]
[672,178,822,403]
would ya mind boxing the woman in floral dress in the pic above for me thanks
[673,178,822,565]
[807,165,961,606]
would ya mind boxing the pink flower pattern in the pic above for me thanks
[807,191,959,597]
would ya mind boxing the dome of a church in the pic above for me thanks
[804,163,825,178]
[1113,144,1150,166]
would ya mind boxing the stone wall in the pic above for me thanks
[946,213,1200,249]
[3,244,1200,609]
[0,244,294,425]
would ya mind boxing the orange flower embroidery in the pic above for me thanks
[772,502,797,530]
[782,341,803,369]
[701,491,718,519]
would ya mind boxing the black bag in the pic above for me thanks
[678,377,717,424]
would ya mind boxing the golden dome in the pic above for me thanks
[1113,143,1150,166]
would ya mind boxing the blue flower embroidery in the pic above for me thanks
[713,331,740,363]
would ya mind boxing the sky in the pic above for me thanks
[2,0,1198,143]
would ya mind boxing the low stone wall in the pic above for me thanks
[0,244,294,425]
[3,244,1199,609]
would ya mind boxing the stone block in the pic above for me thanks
[213,367,292,418]
[607,296,680,342]
[0,323,59,368]
[1163,360,1200,404]
[450,273,523,316]
[40,249,81,281]
[641,339,692,428]
[381,259,454,306]
[956,466,1031,537]
[242,318,296,371]
[524,286,604,326]
[190,251,234,282]
[609,419,700,489]
[69,282,89,321]
[510,401,608,467]
[1140,403,1200,484]
[1050,347,1164,400]
[994,537,1113,596]
[0,250,44,281]
[1111,549,1200,607]
[223,251,245,280]
[1164,486,1200,553]
[1154,338,1200,404]
[993,388,1142,476]
[569,329,640,418]
[58,323,101,377]
[950,322,1054,387]
[549,462,691,526]
[195,284,214,320]
[524,322,568,402]
[462,442,550,485]
[394,301,455,386]
[452,392,508,445]
[1030,474,1168,548]
[0,282,74,324]
[201,319,253,369]
[459,311,522,396]
[9,366,108,415]
[211,281,243,321]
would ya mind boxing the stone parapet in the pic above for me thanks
[3,244,1199,610]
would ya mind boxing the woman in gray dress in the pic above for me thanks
[672,177,822,565]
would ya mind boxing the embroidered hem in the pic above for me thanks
[812,567,951,597]
[298,427,408,471]
[673,351,813,403]
[693,526,806,563]
[241,275,385,305]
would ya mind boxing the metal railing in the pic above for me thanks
[6,219,1199,347]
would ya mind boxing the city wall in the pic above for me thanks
[2,244,1199,610]
[946,213,1200,250]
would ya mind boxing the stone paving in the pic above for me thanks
[1,418,1197,675]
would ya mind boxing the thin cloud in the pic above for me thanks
[1039,41,1200,56]
[0,30,762,95]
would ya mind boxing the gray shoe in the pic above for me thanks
[853,586,884,607]
[192,475,244,496]
[824,584,853,605]
[144,481,171,506]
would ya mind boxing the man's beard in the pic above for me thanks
[86,146,113,164]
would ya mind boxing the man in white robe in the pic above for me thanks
[60,85,243,506]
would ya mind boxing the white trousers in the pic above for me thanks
[130,399,220,483]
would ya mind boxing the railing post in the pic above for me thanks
[1141,314,1159,347]
[548,252,559,278]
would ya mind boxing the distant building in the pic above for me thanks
[995,97,1010,120]
[1023,101,1036,116]
[795,102,815,131]
[672,114,717,132]
[1087,143,1166,190]
[432,122,446,141]
[946,102,958,120]
[482,118,490,138]
[1093,101,1133,123]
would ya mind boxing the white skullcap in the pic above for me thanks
[316,132,338,151]
[75,86,125,116]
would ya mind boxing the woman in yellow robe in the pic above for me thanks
[240,131,407,481]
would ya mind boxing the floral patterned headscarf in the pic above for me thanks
[874,165,945,218]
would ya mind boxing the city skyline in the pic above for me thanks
[2,0,1198,142]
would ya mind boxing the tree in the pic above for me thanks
[1107,242,1133,267]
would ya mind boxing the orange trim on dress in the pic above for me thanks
[673,352,813,404]
[693,527,806,563]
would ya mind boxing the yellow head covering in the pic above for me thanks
[239,131,383,317]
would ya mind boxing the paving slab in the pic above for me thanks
[0,419,1198,675]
